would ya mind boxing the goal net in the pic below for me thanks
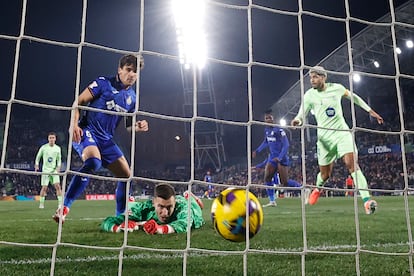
[1,0,414,275]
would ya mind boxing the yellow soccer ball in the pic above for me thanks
[211,188,263,242]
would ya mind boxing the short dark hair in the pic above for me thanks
[48,132,56,137]
[119,54,144,72]
[309,66,327,77]
[154,183,175,200]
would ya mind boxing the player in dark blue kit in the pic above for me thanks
[203,171,214,199]
[53,54,148,223]
[254,157,310,204]
[252,111,289,207]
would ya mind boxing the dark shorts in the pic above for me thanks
[267,153,290,167]
[72,128,123,167]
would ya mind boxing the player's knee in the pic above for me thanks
[82,157,102,173]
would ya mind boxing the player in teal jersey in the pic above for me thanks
[291,66,384,214]
[101,183,205,234]
[34,132,63,208]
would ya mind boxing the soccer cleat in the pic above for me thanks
[39,203,44,209]
[53,206,70,223]
[364,199,377,215]
[184,191,204,209]
[308,188,321,205]
[263,201,277,207]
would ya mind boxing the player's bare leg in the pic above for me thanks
[39,186,48,208]
[309,164,333,205]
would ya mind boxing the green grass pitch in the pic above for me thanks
[0,196,413,275]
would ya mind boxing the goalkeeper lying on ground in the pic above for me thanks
[101,183,205,234]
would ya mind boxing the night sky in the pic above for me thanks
[0,0,411,168]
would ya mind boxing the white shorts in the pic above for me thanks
[41,174,60,186]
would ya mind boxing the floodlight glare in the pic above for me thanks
[395,47,402,54]
[353,73,361,83]
[373,61,380,68]
[406,40,413,49]
[172,0,207,70]
[280,119,286,126]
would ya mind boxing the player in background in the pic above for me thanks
[101,183,205,234]
[35,132,63,209]
[252,111,290,207]
[345,174,354,197]
[53,54,149,223]
[253,157,310,204]
[291,66,384,214]
[203,171,214,199]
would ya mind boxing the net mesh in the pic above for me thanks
[1,0,414,275]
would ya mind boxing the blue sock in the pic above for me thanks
[116,181,129,216]
[64,157,101,208]
[265,181,275,202]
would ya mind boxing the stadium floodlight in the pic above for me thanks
[172,0,207,70]
[406,40,413,49]
[279,118,287,126]
[395,47,402,54]
[352,73,361,83]
[373,60,380,68]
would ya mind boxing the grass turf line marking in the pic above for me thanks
[1,241,410,266]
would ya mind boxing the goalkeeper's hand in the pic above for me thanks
[143,219,170,235]
[112,220,139,233]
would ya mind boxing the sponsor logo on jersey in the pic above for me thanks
[267,137,276,142]
[325,107,335,117]
[106,100,128,113]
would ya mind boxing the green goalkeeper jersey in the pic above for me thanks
[101,195,205,233]
[294,83,353,142]
[35,144,62,173]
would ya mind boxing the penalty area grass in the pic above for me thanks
[0,196,413,275]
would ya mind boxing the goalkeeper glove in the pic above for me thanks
[112,221,139,233]
[143,219,169,235]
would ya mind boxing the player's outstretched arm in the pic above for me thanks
[143,219,174,234]
[291,119,302,126]
[72,88,93,143]
[369,109,384,125]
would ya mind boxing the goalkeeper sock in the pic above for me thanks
[40,196,45,204]
[351,170,370,201]
[265,181,275,202]
[64,157,101,208]
[57,195,63,205]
